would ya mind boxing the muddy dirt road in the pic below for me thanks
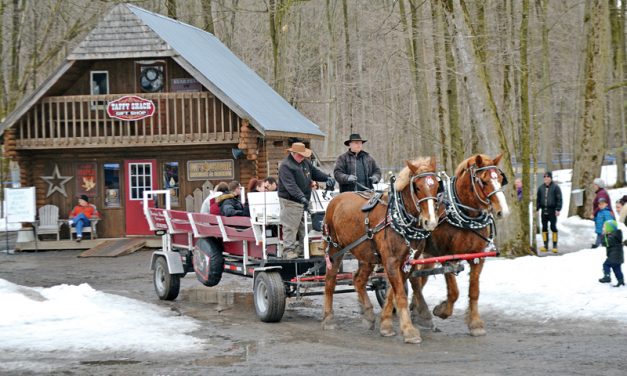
[0,249,624,376]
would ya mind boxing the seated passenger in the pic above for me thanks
[218,181,250,217]
[264,176,277,191]
[200,182,229,215]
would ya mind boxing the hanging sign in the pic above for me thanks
[106,95,155,121]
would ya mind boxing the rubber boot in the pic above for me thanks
[551,232,558,253]
[540,232,548,252]
[598,274,611,283]
[613,279,625,287]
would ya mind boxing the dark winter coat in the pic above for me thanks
[594,207,615,235]
[536,182,562,211]
[217,194,249,217]
[592,188,614,217]
[603,229,624,264]
[278,154,329,203]
[334,150,382,193]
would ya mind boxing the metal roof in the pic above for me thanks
[127,4,324,139]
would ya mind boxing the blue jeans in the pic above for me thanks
[603,260,624,281]
[71,212,91,237]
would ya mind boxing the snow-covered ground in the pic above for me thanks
[0,164,625,352]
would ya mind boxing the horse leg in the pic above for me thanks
[466,260,486,336]
[354,261,376,330]
[433,272,459,319]
[321,253,343,330]
[386,260,421,344]
[380,276,397,337]
[409,271,434,329]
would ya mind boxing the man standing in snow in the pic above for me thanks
[536,171,562,253]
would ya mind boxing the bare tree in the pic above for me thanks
[570,0,610,218]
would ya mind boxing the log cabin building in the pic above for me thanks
[0,4,324,238]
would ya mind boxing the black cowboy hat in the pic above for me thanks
[344,133,367,146]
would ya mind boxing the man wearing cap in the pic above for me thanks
[334,133,381,193]
[278,142,335,259]
[536,171,562,253]
[69,195,99,242]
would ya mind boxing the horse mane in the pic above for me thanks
[454,154,492,177]
[394,157,433,191]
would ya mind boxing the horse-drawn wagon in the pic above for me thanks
[145,153,508,341]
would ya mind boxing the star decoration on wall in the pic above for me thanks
[41,164,73,198]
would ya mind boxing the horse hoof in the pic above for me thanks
[321,319,336,330]
[433,303,450,319]
[470,327,486,336]
[403,335,422,344]
[362,318,375,330]
[415,318,434,330]
[380,328,396,337]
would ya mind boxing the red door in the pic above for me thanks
[124,159,157,235]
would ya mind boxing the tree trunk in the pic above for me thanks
[609,0,625,187]
[441,0,462,168]
[399,0,432,154]
[516,0,532,255]
[166,0,177,19]
[570,0,610,218]
[341,0,354,134]
[324,0,338,157]
[201,0,215,34]
[0,0,6,117]
[431,0,450,171]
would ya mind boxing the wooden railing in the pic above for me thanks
[15,92,240,149]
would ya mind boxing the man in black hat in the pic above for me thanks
[334,133,381,193]
[536,171,562,253]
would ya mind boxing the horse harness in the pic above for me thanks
[323,173,437,266]
[440,170,497,244]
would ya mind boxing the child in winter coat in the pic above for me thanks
[598,219,624,287]
[592,198,614,248]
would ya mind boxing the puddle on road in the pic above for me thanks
[80,359,141,366]
[193,340,259,366]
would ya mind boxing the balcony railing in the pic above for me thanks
[15,92,240,149]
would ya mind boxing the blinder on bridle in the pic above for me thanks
[468,164,508,205]
[409,172,440,213]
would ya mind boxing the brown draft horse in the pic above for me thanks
[385,153,510,337]
[322,157,440,344]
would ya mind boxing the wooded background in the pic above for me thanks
[0,0,625,255]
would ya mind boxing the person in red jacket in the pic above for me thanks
[69,195,99,242]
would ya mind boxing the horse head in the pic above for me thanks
[455,153,510,219]
[394,156,440,231]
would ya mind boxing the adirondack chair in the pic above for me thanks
[69,204,100,240]
[34,204,63,241]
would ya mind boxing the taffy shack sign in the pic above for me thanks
[106,95,156,121]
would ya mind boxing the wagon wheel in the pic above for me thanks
[253,271,286,322]
[154,256,180,301]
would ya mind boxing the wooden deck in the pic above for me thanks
[15,237,162,251]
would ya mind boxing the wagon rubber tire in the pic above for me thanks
[153,256,180,301]
[253,271,286,322]
[195,238,224,287]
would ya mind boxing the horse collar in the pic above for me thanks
[389,175,431,241]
